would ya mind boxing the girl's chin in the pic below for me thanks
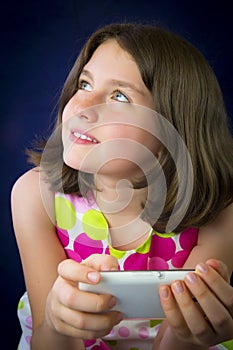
[64,159,85,171]
[63,150,144,178]
[63,156,94,173]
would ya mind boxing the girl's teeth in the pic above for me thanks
[74,132,97,143]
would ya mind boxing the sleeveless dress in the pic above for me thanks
[17,192,233,350]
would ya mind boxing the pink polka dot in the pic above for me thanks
[69,194,97,213]
[150,235,176,261]
[25,315,32,329]
[25,324,32,330]
[104,247,110,255]
[100,341,112,349]
[26,336,31,344]
[172,250,189,268]
[148,257,169,270]
[56,227,69,247]
[74,232,104,259]
[84,339,96,347]
[123,252,148,270]
[92,341,112,349]
[26,316,32,325]
[65,249,82,262]
[179,228,198,251]
[118,326,130,337]
[138,326,149,339]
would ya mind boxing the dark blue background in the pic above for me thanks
[1,1,232,347]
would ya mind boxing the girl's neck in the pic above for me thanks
[94,174,146,216]
[94,174,151,250]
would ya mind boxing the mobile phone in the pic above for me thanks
[79,269,193,319]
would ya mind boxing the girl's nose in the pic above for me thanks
[73,94,104,123]
[76,107,99,123]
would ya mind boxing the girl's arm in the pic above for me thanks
[11,168,84,349]
[11,168,121,349]
[153,203,233,349]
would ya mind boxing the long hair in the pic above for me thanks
[27,22,233,232]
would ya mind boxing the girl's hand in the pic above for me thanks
[158,259,233,348]
[44,255,123,340]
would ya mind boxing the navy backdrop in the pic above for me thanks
[1,0,232,347]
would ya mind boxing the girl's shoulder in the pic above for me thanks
[11,167,55,231]
[11,167,41,209]
[12,166,53,199]
[200,202,233,239]
[187,203,233,271]
[12,166,41,193]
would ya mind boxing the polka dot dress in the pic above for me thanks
[17,192,232,350]
[54,193,197,349]
[54,193,199,272]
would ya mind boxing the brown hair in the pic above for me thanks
[27,22,233,232]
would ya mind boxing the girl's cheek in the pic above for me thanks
[62,96,76,122]
[62,105,71,122]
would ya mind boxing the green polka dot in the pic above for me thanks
[109,245,126,259]
[153,230,175,238]
[106,340,118,346]
[55,197,76,230]
[136,234,152,254]
[17,300,24,310]
[150,319,163,327]
[222,340,233,350]
[82,209,108,240]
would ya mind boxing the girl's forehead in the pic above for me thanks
[82,40,145,87]
[80,39,154,108]
[84,39,136,71]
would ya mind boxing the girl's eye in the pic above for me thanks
[111,90,129,103]
[79,80,92,91]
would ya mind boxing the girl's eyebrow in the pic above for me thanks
[80,69,92,79]
[80,69,145,96]
[110,79,146,96]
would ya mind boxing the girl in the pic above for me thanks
[11,23,233,350]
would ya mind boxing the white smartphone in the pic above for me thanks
[79,269,193,319]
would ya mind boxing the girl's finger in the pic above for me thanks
[57,259,101,284]
[205,259,230,282]
[184,272,233,335]
[56,280,116,313]
[57,305,122,336]
[171,280,215,345]
[159,285,191,340]
[82,254,119,271]
[194,263,233,315]
[51,309,122,339]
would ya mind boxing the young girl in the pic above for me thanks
[11,23,233,350]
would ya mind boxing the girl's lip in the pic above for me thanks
[70,129,100,144]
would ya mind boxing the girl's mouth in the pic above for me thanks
[70,130,100,145]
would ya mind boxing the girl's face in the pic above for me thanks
[62,39,161,180]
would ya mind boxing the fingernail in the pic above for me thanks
[185,272,198,284]
[109,297,116,308]
[160,286,169,299]
[101,265,111,271]
[87,271,99,283]
[196,263,208,274]
[172,281,184,294]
